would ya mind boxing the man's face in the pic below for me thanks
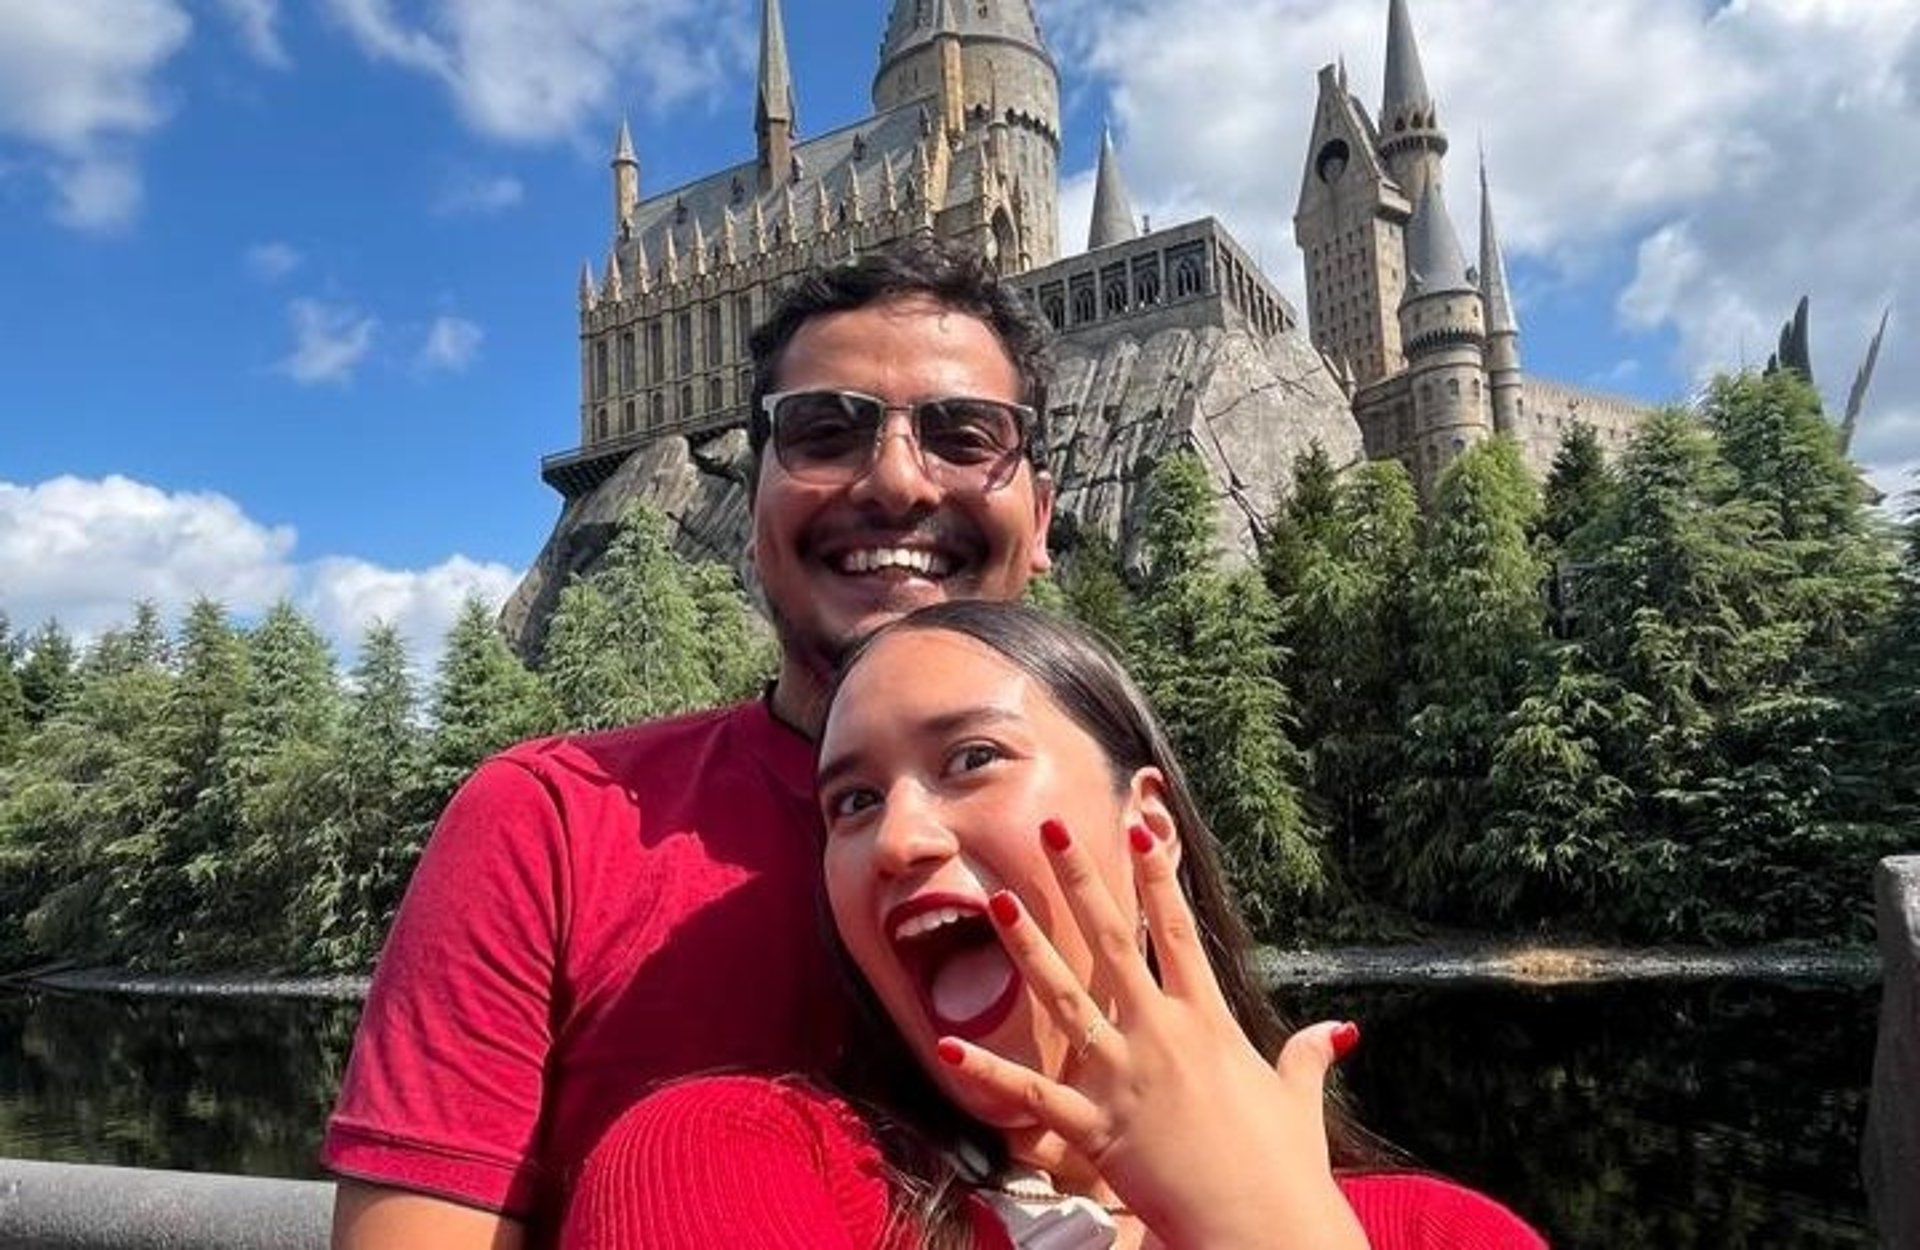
[750,294,1053,694]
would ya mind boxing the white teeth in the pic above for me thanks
[893,906,972,942]
[840,548,953,577]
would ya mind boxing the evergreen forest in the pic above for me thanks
[1,371,1915,973]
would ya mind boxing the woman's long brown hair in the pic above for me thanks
[820,600,1395,1249]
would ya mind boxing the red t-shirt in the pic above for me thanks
[561,1076,1549,1249]
[322,702,857,1234]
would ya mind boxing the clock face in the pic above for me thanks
[1316,139,1351,185]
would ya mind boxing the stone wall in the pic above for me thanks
[1864,854,1920,1249]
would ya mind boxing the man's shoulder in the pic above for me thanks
[491,702,775,787]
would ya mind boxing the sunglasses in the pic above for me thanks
[761,389,1038,491]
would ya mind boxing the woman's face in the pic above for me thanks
[818,627,1163,1130]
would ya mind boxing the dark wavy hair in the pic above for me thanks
[819,600,1392,1248]
[746,232,1054,481]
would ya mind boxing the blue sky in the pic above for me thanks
[3,0,1915,667]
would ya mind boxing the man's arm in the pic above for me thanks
[332,1181,527,1250]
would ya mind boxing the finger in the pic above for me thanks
[1039,818,1160,1004]
[1128,821,1229,1012]
[935,1035,1108,1149]
[1273,1019,1362,1090]
[987,888,1113,1051]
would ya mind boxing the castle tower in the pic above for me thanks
[1294,60,1411,387]
[611,119,640,237]
[1087,125,1139,250]
[755,0,796,191]
[1478,156,1523,436]
[1399,182,1488,489]
[1379,0,1448,205]
[873,0,1061,267]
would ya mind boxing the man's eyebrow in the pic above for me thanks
[817,704,1025,794]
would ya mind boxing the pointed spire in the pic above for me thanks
[691,216,709,276]
[1841,305,1891,455]
[1402,183,1474,300]
[602,248,624,302]
[613,117,638,166]
[1087,125,1140,250]
[611,117,640,235]
[721,206,739,264]
[631,235,652,294]
[1478,155,1517,335]
[882,152,900,212]
[662,227,680,284]
[815,178,834,234]
[782,181,800,239]
[847,164,865,224]
[578,261,598,312]
[1383,0,1435,125]
[752,196,770,252]
[756,0,795,128]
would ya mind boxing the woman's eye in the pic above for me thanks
[947,743,1001,775]
[826,787,879,821]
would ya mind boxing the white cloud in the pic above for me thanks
[433,171,525,215]
[321,0,750,143]
[214,0,290,68]
[1041,0,1920,492]
[0,475,520,672]
[245,240,304,281]
[0,0,192,230]
[278,298,378,385]
[418,315,484,373]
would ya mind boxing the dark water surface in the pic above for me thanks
[0,978,1879,1248]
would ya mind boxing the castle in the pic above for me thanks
[507,0,1647,649]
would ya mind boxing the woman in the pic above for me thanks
[563,602,1544,1248]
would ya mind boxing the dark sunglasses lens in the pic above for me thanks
[918,400,1022,470]
[774,393,881,475]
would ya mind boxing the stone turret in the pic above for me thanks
[756,0,796,190]
[611,119,640,237]
[1399,182,1488,488]
[1087,126,1139,251]
[1379,0,1447,203]
[1478,156,1523,436]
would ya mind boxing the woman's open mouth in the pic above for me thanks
[887,897,1024,1041]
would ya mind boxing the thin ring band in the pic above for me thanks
[1073,1014,1110,1065]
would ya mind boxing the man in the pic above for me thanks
[326,234,1056,1249]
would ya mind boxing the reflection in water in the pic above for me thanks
[0,991,359,1178]
[1289,979,1878,1249]
[0,979,1880,1247]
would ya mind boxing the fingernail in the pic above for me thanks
[1041,819,1071,852]
[989,891,1021,927]
[936,1038,965,1066]
[1331,1021,1361,1061]
[1129,824,1154,855]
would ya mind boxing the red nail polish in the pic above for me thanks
[1041,819,1072,852]
[937,1038,965,1066]
[989,891,1020,927]
[1330,1021,1361,1061]
[1129,825,1154,855]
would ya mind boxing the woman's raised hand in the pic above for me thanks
[934,818,1370,1250]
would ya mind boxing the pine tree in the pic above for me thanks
[1385,438,1544,919]
[0,612,26,767]
[1133,453,1322,935]
[1057,528,1134,657]
[187,601,343,966]
[1538,422,1616,555]
[17,620,78,725]
[428,599,555,801]
[542,504,723,729]
[686,561,778,704]
[297,622,430,970]
[1270,458,1418,894]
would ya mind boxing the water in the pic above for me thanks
[0,978,1880,1247]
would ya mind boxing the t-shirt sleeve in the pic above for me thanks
[1338,1172,1550,1250]
[323,755,571,1218]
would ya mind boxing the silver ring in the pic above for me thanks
[1072,1015,1110,1065]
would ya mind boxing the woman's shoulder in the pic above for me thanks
[1336,1172,1549,1250]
